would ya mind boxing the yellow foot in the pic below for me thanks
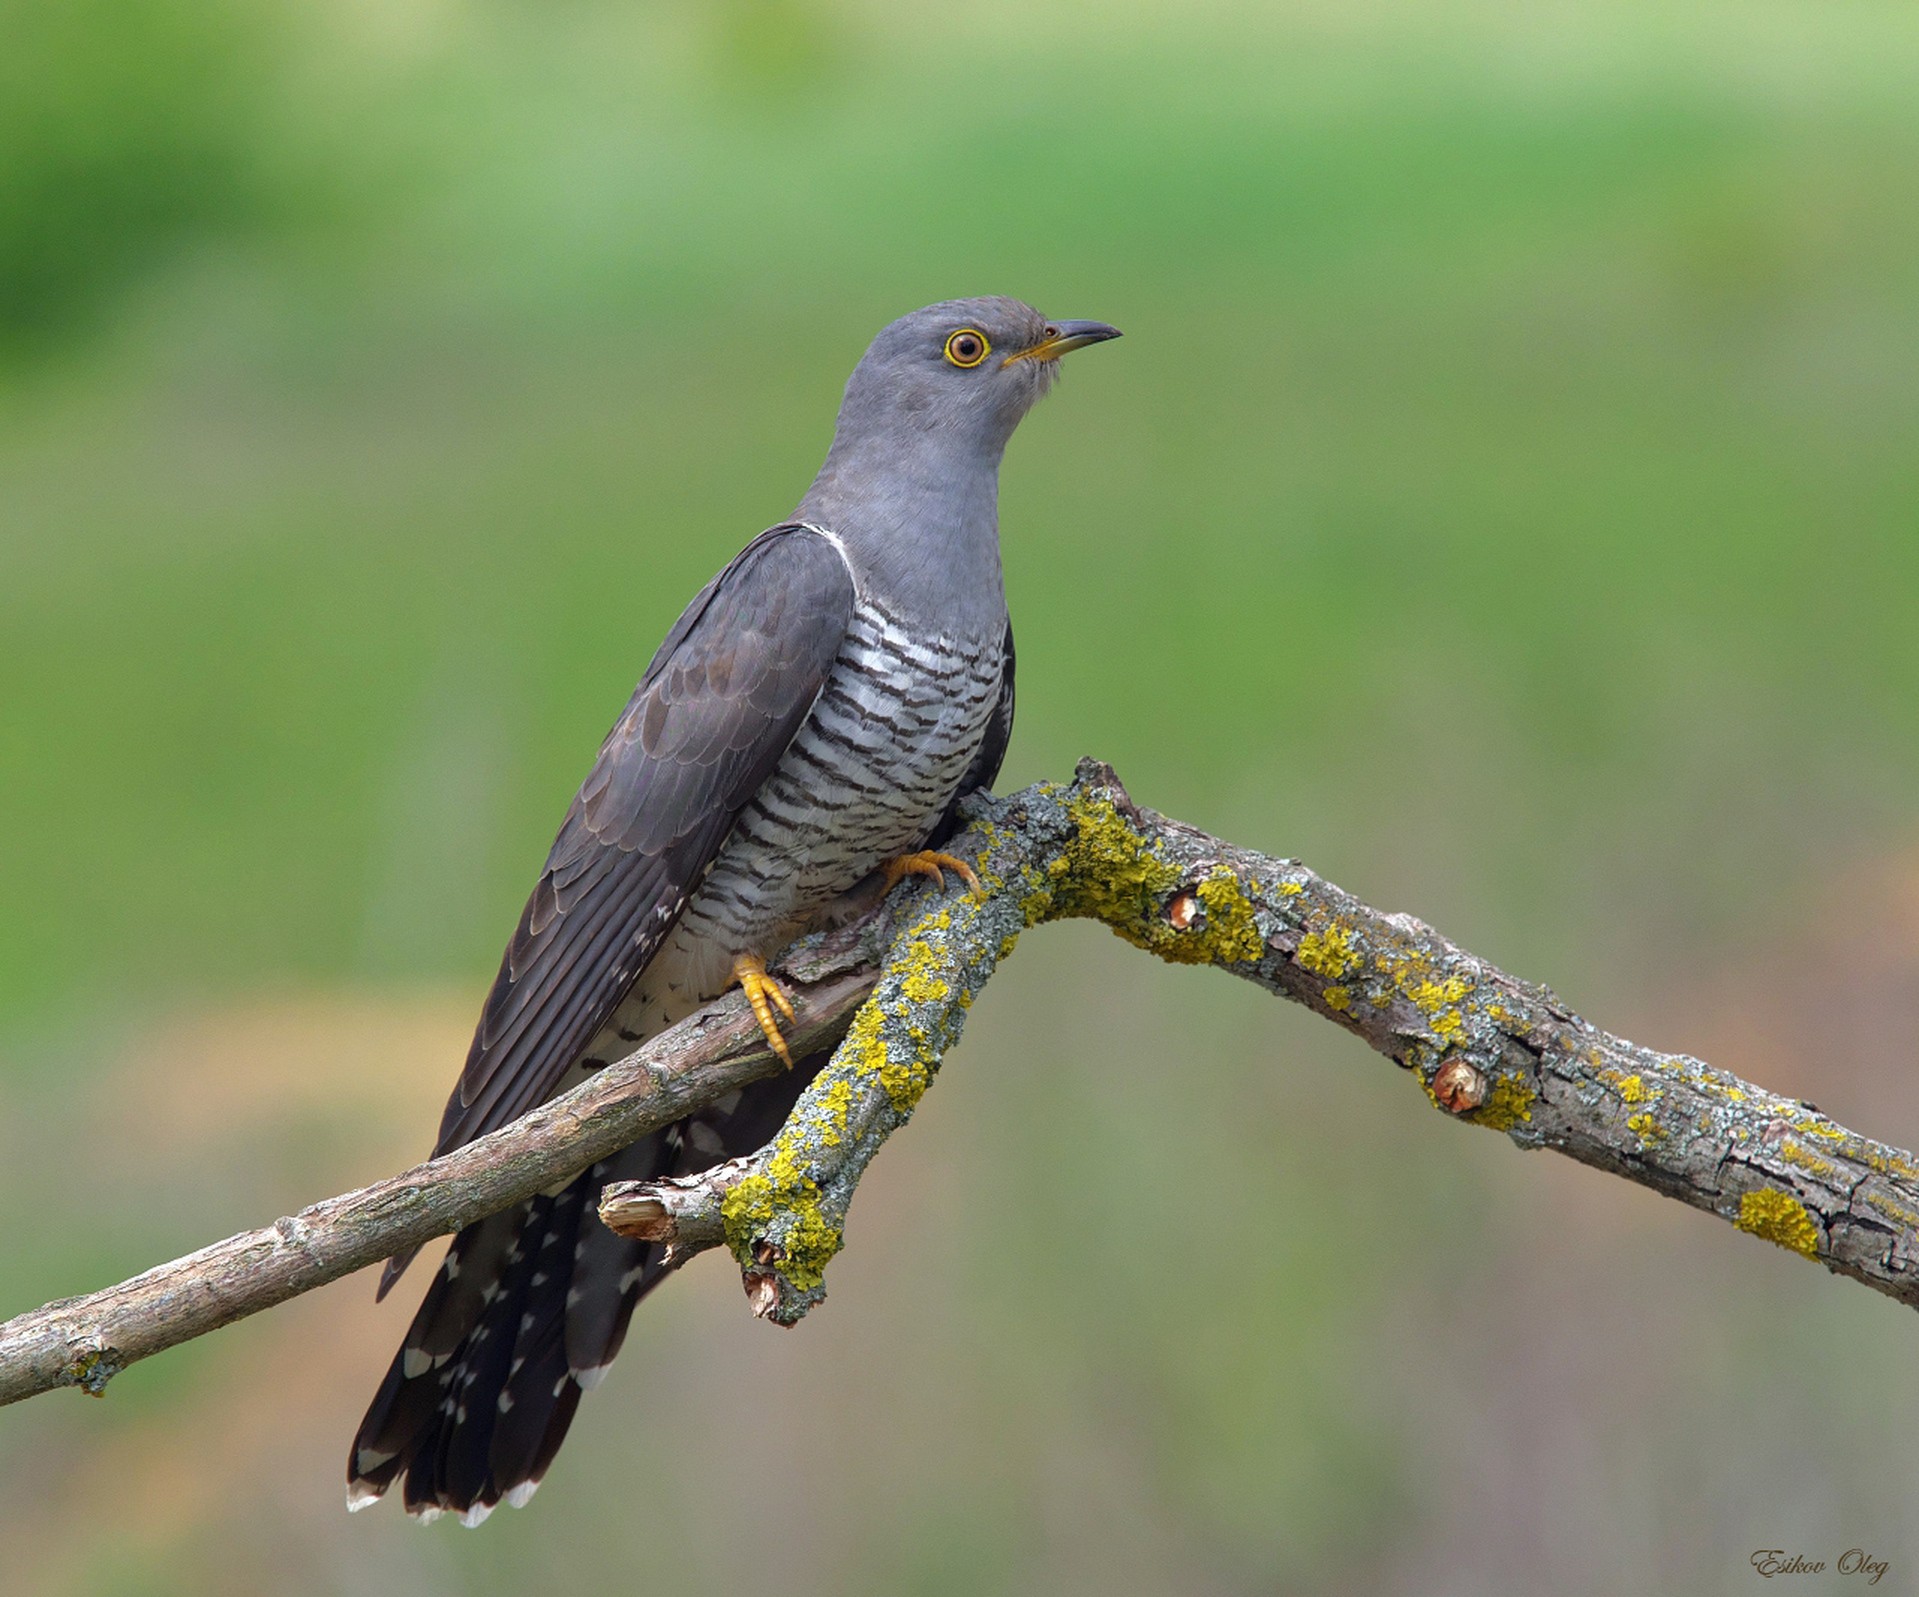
[879,849,983,900]
[731,953,797,1069]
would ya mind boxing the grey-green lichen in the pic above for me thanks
[65,1346,121,1396]
[1022,791,1264,967]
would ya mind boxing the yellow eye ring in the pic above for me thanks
[943,328,990,368]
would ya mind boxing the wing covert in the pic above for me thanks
[434,524,855,1159]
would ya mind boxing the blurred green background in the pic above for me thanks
[5,0,1919,1591]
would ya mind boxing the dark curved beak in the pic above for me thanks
[1002,319,1123,366]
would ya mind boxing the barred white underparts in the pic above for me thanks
[586,532,1004,1051]
[669,576,1002,984]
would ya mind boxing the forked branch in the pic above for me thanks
[4,759,1917,1404]
[603,759,1919,1322]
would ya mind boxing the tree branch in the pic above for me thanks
[6,759,1918,1404]
[0,962,880,1406]
[605,759,1919,1324]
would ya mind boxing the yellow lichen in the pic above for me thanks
[721,1145,844,1291]
[1863,1188,1919,1229]
[1473,1074,1536,1132]
[1369,967,1481,1046]
[842,1003,927,1115]
[1044,795,1180,940]
[719,912,973,1289]
[1617,1075,1653,1105]
[1866,1148,1919,1181]
[1778,1141,1839,1181]
[897,947,951,1004]
[1680,1062,1752,1106]
[722,1173,841,1290]
[1409,976,1470,1014]
[1192,873,1264,964]
[806,1077,856,1148]
[1734,1188,1820,1258]
[1324,986,1351,1012]
[1279,881,1305,897]
[66,1348,119,1396]
[1627,1111,1664,1146]
[1045,794,1269,970]
[1297,923,1359,980]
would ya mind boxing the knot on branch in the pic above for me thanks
[65,1344,121,1397]
[1006,762,1264,970]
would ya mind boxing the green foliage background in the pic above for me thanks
[3,3,1918,1592]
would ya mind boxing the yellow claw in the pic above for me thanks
[879,849,983,899]
[731,953,797,1068]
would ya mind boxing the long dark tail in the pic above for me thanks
[347,1057,826,1522]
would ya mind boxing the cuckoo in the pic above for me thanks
[345,297,1119,1522]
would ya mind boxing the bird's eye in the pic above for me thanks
[943,329,990,368]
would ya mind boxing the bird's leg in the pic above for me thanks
[730,953,798,1069]
[877,850,983,899]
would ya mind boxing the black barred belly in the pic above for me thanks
[668,593,1001,983]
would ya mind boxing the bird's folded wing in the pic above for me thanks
[430,523,856,1160]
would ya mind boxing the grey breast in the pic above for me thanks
[671,546,1003,960]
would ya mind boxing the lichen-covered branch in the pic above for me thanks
[606,758,1919,1325]
[8,757,1919,1407]
[0,967,879,1405]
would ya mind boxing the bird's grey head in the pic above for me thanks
[831,297,1121,458]
[797,298,1120,608]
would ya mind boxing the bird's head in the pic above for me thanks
[834,296,1122,458]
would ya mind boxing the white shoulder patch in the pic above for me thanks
[795,521,860,597]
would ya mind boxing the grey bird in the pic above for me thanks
[346,298,1120,1522]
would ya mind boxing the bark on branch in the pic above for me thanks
[5,759,1918,1403]
[0,963,881,1406]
